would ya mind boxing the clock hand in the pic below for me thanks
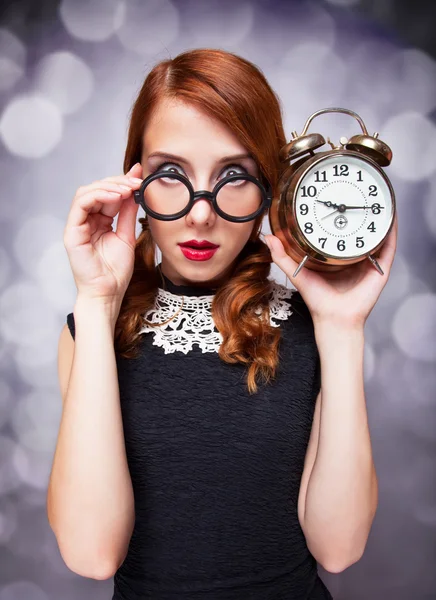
[342,204,385,211]
[321,209,338,220]
[316,199,340,209]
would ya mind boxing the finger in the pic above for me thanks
[103,174,143,188]
[374,214,398,272]
[66,189,122,230]
[126,162,144,177]
[115,190,140,248]
[75,181,133,198]
[114,162,144,247]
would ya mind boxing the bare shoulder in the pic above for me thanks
[57,323,75,405]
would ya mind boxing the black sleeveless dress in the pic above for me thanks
[66,271,333,600]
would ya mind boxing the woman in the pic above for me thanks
[47,48,397,599]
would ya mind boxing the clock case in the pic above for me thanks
[269,108,396,276]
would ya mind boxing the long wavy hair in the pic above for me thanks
[115,48,288,394]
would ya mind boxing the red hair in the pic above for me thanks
[116,48,288,394]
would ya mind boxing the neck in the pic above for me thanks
[156,264,218,297]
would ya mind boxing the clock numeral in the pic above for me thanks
[357,170,363,182]
[299,203,309,215]
[367,221,376,232]
[318,237,327,249]
[333,164,349,177]
[369,185,378,196]
[356,237,364,248]
[301,185,317,197]
[314,170,327,182]
[337,240,346,251]
[304,222,313,234]
[371,203,382,215]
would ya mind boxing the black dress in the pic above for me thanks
[66,270,333,600]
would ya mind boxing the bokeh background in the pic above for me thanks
[0,0,435,598]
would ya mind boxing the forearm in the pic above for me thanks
[48,297,134,577]
[303,322,378,571]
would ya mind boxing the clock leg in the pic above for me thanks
[367,254,384,275]
[293,255,309,278]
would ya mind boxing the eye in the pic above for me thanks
[220,163,250,186]
[153,161,184,175]
[151,161,250,183]
[220,163,247,178]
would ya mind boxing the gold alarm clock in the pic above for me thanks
[269,107,396,277]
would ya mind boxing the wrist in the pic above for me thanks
[313,318,365,346]
[74,295,122,329]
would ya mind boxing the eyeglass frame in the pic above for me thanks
[133,170,273,223]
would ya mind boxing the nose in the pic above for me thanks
[186,190,216,225]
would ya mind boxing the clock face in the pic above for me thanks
[294,153,394,258]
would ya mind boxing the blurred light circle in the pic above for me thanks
[392,293,436,361]
[0,94,63,159]
[346,40,399,120]
[13,215,64,278]
[59,0,125,42]
[0,581,49,600]
[181,0,253,46]
[34,51,94,115]
[0,28,26,92]
[382,112,436,181]
[277,43,346,127]
[386,48,436,115]
[116,0,179,55]
[10,390,62,453]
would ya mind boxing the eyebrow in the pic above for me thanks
[147,151,255,164]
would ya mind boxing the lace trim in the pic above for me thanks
[138,280,295,354]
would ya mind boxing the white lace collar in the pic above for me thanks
[138,280,295,355]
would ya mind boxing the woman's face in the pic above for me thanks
[140,98,260,288]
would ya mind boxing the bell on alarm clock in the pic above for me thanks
[269,107,396,277]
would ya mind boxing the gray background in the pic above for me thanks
[0,0,435,598]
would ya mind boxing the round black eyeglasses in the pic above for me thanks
[133,171,272,223]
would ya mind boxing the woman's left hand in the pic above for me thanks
[264,213,398,329]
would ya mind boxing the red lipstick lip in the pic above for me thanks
[178,240,219,249]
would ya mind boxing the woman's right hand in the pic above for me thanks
[63,162,145,303]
